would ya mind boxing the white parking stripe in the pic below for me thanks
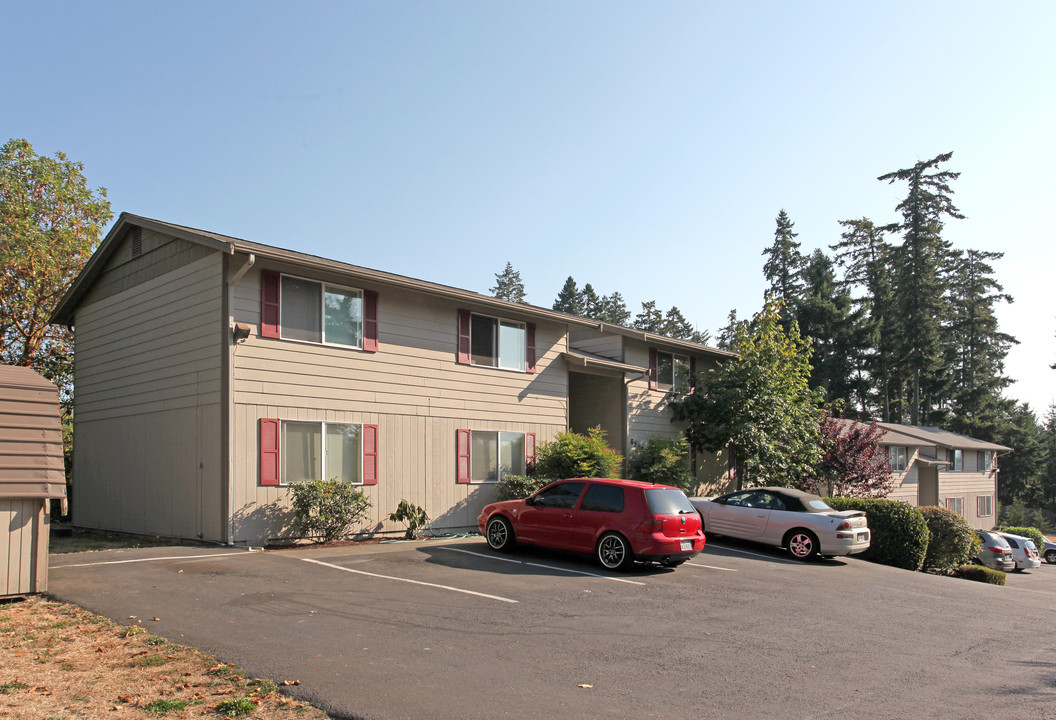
[707,544,798,564]
[301,557,518,604]
[684,562,738,571]
[51,552,250,569]
[438,547,646,586]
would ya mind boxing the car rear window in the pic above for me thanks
[580,484,625,513]
[644,487,695,515]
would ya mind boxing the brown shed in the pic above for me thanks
[0,366,66,598]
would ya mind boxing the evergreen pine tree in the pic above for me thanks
[490,262,526,303]
[552,276,584,315]
[581,283,603,319]
[762,209,805,329]
[597,292,631,326]
[633,301,665,333]
[662,306,696,340]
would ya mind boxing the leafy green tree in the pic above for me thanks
[672,299,823,488]
[552,276,584,315]
[627,436,693,492]
[490,261,526,303]
[878,152,964,426]
[0,138,112,409]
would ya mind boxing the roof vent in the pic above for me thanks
[130,227,142,258]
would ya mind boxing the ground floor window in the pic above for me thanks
[945,496,964,516]
[259,418,378,486]
[457,429,535,483]
[977,495,993,518]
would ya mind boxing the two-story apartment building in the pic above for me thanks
[52,213,734,546]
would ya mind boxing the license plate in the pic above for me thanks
[680,540,692,552]
[859,533,870,542]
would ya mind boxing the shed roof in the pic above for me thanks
[51,213,736,361]
[0,366,67,498]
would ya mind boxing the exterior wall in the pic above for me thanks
[624,341,680,449]
[568,328,623,361]
[568,371,625,452]
[0,498,49,598]
[885,449,922,505]
[72,234,224,541]
[228,265,569,543]
[883,445,997,530]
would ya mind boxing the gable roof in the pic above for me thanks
[52,213,734,360]
[876,423,1011,453]
[0,366,67,499]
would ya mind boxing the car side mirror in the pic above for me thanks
[524,496,535,506]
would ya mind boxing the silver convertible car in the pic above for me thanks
[690,487,870,560]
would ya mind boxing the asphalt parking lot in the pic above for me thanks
[49,538,1056,720]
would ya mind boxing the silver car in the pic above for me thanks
[973,531,1015,572]
[690,487,870,560]
[996,532,1042,571]
[1043,538,1056,565]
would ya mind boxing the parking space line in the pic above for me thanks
[438,547,646,586]
[51,552,250,569]
[707,543,798,564]
[300,557,519,604]
[684,562,738,571]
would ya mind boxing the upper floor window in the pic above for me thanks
[650,350,691,392]
[946,448,963,472]
[977,450,993,473]
[977,495,993,518]
[457,310,536,373]
[260,270,378,351]
[888,446,907,473]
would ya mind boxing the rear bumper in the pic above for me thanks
[633,534,705,562]
[819,533,871,557]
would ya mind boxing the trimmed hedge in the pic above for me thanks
[920,505,976,570]
[954,564,1006,585]
[494,475,549,502]
[826,497,929,571]
[997,526,1046,553]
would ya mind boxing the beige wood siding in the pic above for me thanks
[228,266,568,542]
[72,243,225,541]
[938,470,998,531]
[1,498,48,598]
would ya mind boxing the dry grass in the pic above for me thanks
[0,596,331,719]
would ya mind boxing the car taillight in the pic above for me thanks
[837,520,851,530]
[985,546,1004,553]
[638,518,663,533]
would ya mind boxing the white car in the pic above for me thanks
[691,487,870,560]
[996,532,1042,571]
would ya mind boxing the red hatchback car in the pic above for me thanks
[477,478,705,570]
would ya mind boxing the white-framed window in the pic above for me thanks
[653,350,691,392]
[284,421,364,485]
[945,496,964,516]
[888,446,907,473]
[471,314,526,371]
[977,495,993,518]
[281,274,364,348]
[456,429,535,484]
[977,450,993,473]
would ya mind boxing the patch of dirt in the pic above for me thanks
[0,596,331,719]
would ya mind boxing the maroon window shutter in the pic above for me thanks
[260,418,280,486]
[457,310,471,365]
[363,424,379,485]
[261,271,281,339]
[526,432,536,473]
[526,322,537,373]
[648,349,658,390]
[456,429,472,483]
[363,290,379,352]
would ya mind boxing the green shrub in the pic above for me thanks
[534,428,623,480]
[825,497,929,571]
[495,474,549,501]
[290,479,372,543]
[388,500,430,539]
[920,505,975,570]
[996,525,1045,553]
[954,564,1006,585]
[628,436,693,492]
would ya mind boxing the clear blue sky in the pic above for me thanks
[4,1,1054,414]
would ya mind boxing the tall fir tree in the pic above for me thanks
[662,306,696,340]
[633,301,665,333]
[597,292,631,326]
[762,209,805,330]
[490,262,526,303]
[580,283,603,319]
[552,276,584,315]
[878,152,964,426]
[946,249,1017,439]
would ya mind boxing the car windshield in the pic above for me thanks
[644,487,695,515]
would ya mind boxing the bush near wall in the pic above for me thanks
[627,436,693,493]
[534,428,623,481]
[495,475,549,502]
[919,506,976,570]
[996,526,1046,552]
[826,497,929,571]
[954,564,1006,585]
